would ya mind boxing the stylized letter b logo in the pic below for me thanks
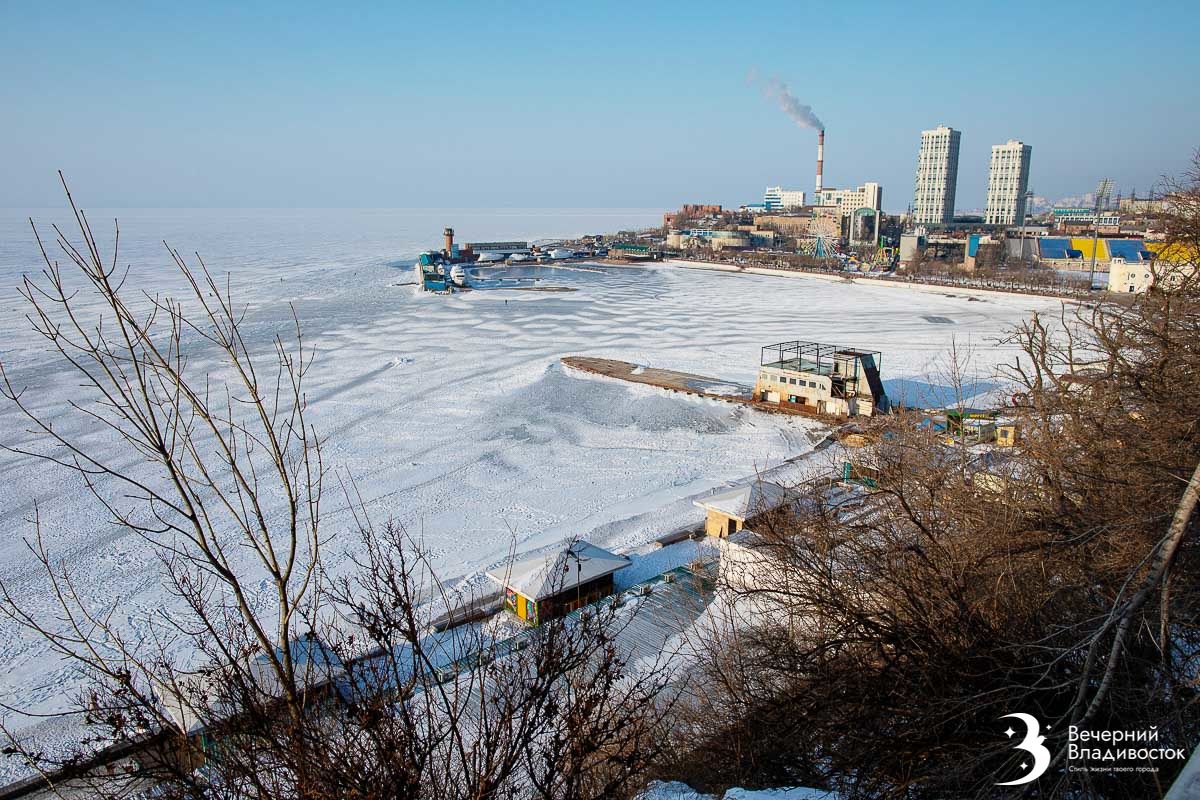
[996,713,1051,786]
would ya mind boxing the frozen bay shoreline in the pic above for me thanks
[0,210,1062,777]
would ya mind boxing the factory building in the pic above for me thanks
[753,340,889,418]
[754,129,882,244]
[763,187,807,211]
[984,140,1033,226]
[913,125,961,224]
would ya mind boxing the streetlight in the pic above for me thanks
[1021,188,1036,267]
[563,546,589,611]
[1088,178,1114,290]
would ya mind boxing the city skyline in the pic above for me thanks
[2,1,1197,211]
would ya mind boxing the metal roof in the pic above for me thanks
[761,340,882,366]
[693,481,793,522]
[485,541,631,601]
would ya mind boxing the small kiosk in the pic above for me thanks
[487,541,631,625]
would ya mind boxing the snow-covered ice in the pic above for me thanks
[0,208,1063,778]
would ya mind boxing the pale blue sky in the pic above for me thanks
[2,1,1197,211]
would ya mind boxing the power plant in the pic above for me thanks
[816,129,825,193]
[754,122,883,247]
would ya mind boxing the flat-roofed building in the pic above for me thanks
[812,182,882,219]
[753,340,889,418]
[763,187,807,211]
[1052,208,1121,235]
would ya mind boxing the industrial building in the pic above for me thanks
[809,129,883,244]
[486,541,631,625]
[753,340,889,418]
[753,129,883,246]
[984,140,1033,226]
[912,125,961,224]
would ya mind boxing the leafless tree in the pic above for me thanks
[661,156,1200,797]
[0,176,672,799]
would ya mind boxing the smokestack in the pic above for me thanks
[816,129,825,194]
[444,227,455,257]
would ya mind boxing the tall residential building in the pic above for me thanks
[984,140,1033,226]
[912,125,961,224]
[763,187,806,211]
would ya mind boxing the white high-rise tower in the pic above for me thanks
[912,125,961,225]
[984,140,1033,226]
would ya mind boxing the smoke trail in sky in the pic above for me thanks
[756,73,824,131]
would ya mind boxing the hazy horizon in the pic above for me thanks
[3,1,1198,213]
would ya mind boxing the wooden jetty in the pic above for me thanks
[560,356,843,421]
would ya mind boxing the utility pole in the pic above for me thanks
[563,546,588,610]
[1021,189,1036,266]
[1088,178,1113,290]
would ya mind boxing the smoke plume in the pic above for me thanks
[758,74,823,131]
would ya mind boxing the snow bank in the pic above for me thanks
[640,781,837,800]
